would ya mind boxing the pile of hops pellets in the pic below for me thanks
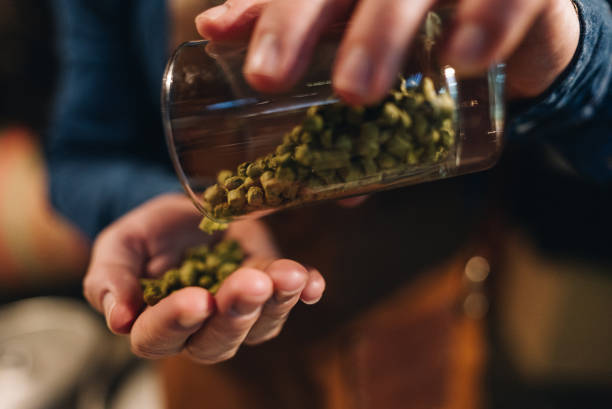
[140,239,244,306]
[200,76,456,228]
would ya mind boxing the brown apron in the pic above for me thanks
[161,182,491,409]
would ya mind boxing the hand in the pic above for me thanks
[83,193,324,363]
[195,0,580,102]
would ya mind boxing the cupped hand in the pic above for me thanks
[195,0,580,103]
[83,193,324,363]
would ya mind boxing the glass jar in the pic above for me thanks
[162,10,505,223]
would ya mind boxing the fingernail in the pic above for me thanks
[103,292,116,327]
[447,23,487,67]
[230,300,262,317]
[245,33,281,78]
[196,5,228,23]
[334,46,373,100]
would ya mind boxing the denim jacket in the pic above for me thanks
[47,0,612,238]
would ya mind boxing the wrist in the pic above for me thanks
[506,0,580,100]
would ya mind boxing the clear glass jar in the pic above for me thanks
[162,10,505,223]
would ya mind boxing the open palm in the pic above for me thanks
[83,193,324,363]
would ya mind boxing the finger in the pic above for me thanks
[244,260,310,345]
[244,0,354,93]
[300,268,325,305]
[184,268,273,364]
[444,0,548,76]
[83,229,146,334]
[333,0,436,105]
[130,287,215,359]
[336,195,369,208]
[195,0,271,42]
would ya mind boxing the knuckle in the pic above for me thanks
[185,344,237,365]
[245,326,282,346]
[130,342,164,360]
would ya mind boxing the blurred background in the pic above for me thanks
[0,0,610,408]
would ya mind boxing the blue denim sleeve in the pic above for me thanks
[507,0,612,184]
[47,0,181,239]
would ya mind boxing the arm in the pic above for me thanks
[47,0,180,239]
[508,0,612,183]
[49,0,326,362]
[195,0,611,183]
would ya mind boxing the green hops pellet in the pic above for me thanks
[429,129,441,144]
[398,111,413,128]
[199,217,228,235]
[214,240,244,262]
[335,134,352,153]
[143,284,165,306]
[163,269,181,293]
[306,176,325,189]
[385,134,412,160]
[413,113,429,142]
[224,176,244,191]
[422,77,438,103]
[377,153,398,170]
[378,130,393,145]
[356,134,380,158]
[406,150,420,166]
[217,263,239,281]
[315,169,340,185]
[228,188,246,211]
[243,177,257,190]
[185,246,209,260]
[339,165,364,183]
[205,254,222,271]
[303,114,324,133]
[361,158,379,176]
[203,184,226,206]
[198,275,214,288]
[290,125,303,144]
[283,183,300,200]
[213,203,232,219]
[270,152,292,168]
[380,102,401,126]
[276,143,293,155]
[311,150,351,171]
[179,260,201,286]
[262,178,284,205]
[217,170,233,185]
[441,129,455,148]
[276,166,296,182]
[208,283,221,295]
[360,122,379,141]
[260,170,274,184]
[346,106,365,126]
[295,144,313,167]
[320,130,334,149]
[247,186,264,207]
[300,131,315,145]
[246,162,264,178]
[437,93,455,118]
[198,75,456,229]
[296,165,311,181]
[140,240,246,306]
[237,162,250,177]
[403,92,425,110]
